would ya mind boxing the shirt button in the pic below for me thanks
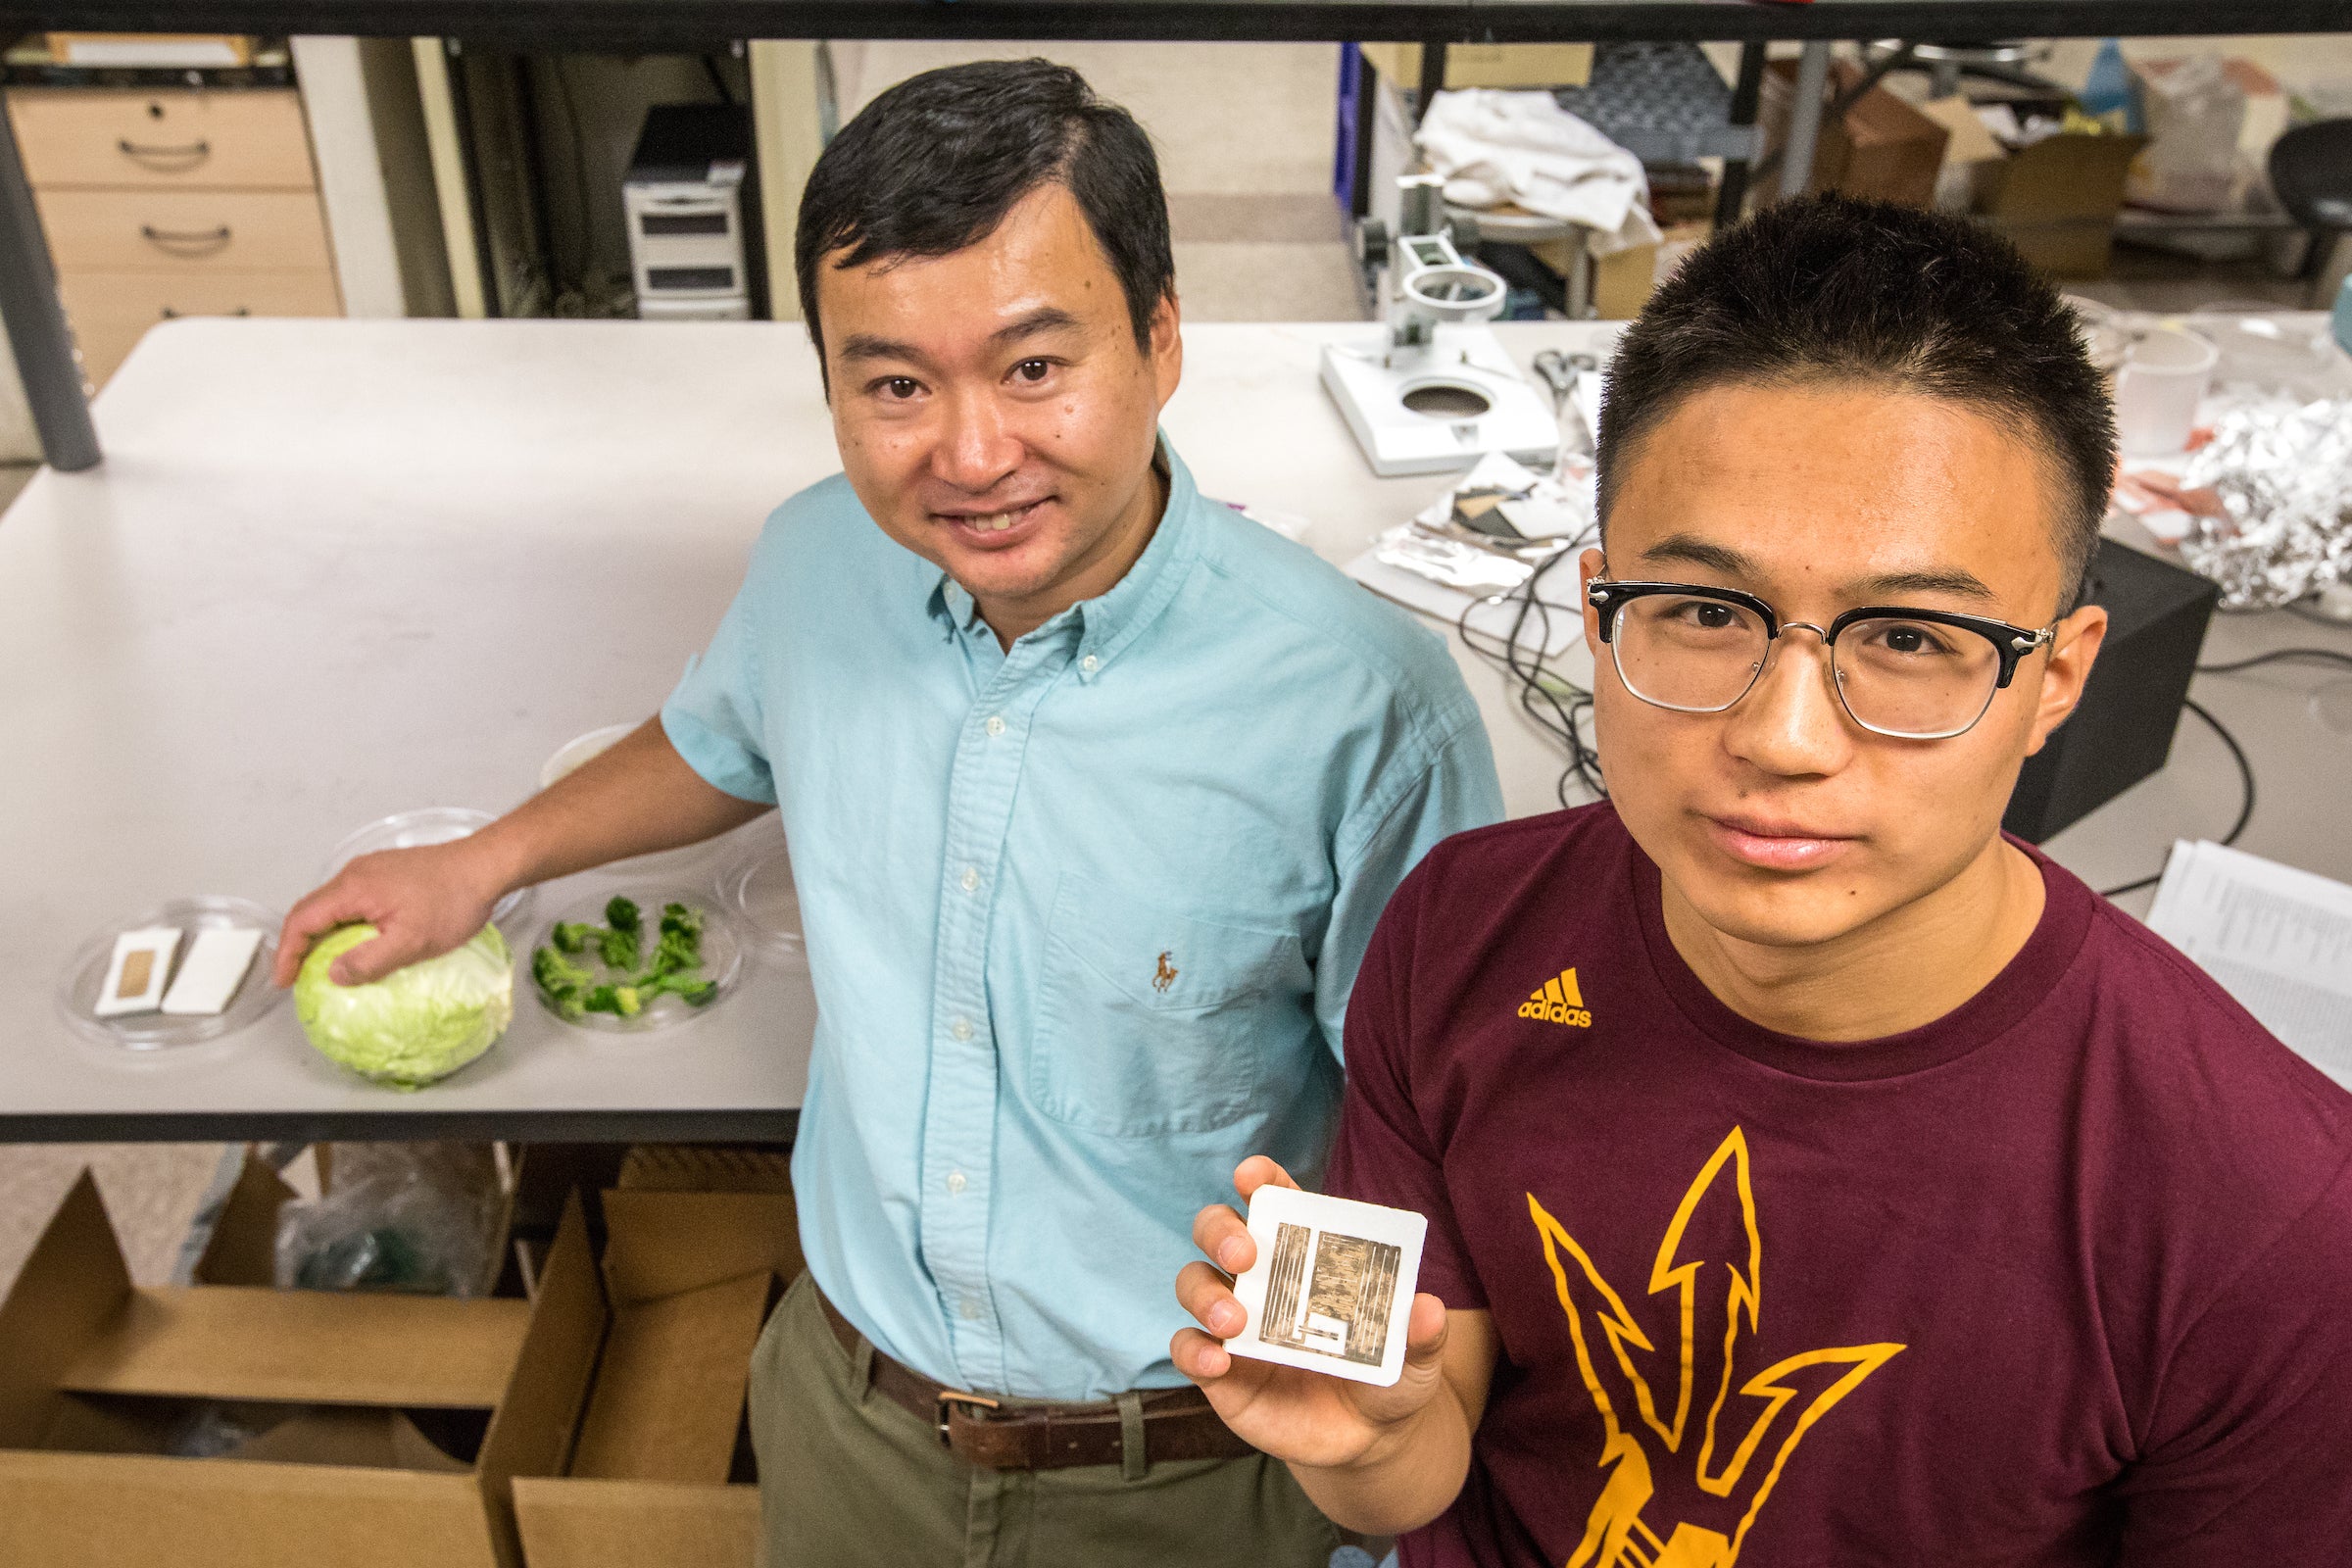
[959,864,980,893]
[960,1298,985,1321]
[1081,654,1100,674]
[947,1170,968,1195]
[950,1015,974,1042]
[985,714,1005,737]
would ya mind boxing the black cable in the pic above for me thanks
[2195,647,2352,677]
[1452,536,1607,808]
[2098,697,2255,899]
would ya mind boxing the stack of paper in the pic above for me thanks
[2146,840,2352,1084]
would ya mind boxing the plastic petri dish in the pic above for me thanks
[526,887,745,1034]
[539,723,638,790]
[57,895,286,1053]
[321,808,533,931]
[715,836,807,967]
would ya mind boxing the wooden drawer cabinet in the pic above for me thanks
[6,88,318,190]
[36,189,333,272]
[6,82,341,386]
[58,270,341,383]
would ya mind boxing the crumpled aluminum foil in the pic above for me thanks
[2176,396,2352,610]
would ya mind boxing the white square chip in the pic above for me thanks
[1224,1185,1427,1388]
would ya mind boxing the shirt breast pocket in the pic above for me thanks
[1030,875,1309,1137]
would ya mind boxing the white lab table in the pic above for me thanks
[4,317,2347,1141]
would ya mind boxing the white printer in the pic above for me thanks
[623,104,759,321]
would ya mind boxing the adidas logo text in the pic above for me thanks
[1517,967,1592,1028]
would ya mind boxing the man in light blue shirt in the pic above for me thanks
[276,59,1499,1567]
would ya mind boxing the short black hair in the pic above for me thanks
[1596,195,2115,610]
[794,59,1174,368]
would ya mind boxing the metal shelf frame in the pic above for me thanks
[0,0,2341,468]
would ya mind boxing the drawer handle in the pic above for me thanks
[140,223,232,256]
[117,137,212,172]
[159,307,250,319]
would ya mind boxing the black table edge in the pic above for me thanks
[0,1107,802,1144]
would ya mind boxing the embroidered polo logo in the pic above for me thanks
[1154,951,1179,993]
[1519,968,1592,1028]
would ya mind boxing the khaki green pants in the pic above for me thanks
[750,1272,1343,1568]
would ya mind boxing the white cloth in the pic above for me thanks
[1415,89,1662,256]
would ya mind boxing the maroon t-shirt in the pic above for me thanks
[1327,803,2352,1566]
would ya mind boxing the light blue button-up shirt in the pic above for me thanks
[662,442,1502,1399]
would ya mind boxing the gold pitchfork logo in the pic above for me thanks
[1532,1129,1905,1567]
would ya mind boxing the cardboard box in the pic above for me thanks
[1763,60,1950,210]
[0,1172,603,1568]
[1358,42,1593,92]
[615,1144,793,1195]
[513,1188,803,1568]
[193,1144,520,1298]
[1974,132,2150,278]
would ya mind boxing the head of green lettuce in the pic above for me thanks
[295,924,514,1089]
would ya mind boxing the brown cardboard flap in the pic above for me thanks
[0,1448,501,1568]
[0,1173,132,1449]
[599,1189,800,1304]
[570,1272,769,1485]
[192,1150,299,1287]
[512,1476,759,1568]
[225,1407,473,1473]
[59,1287,531,1408]
[476,1197,606,1509]
[1980,134,2149,221]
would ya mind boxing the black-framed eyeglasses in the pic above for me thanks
[1586,578,2055,740]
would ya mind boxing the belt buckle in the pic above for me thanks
[935,1389,1002,1446]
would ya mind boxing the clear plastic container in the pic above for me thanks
[2114,325,2219,457]
[526,887,745,1034]
[57,895,286,1053]
[716,836,807,968]
[321,808,534,931]
[538,723,638,790]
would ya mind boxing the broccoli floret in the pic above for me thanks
[605,897,642,935]
[549,921,597,956]
[642,971,717,1007]
[598,924,641,972]
[533,944,592,992]
[532,945,594,1020]
[649,925,701,977]
[659,902,702,941]
[581,983,644,1017]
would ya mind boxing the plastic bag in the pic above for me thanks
[2129,54,2246,214]
[274,1143,506,1297]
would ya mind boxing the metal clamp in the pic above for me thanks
[118,137,210,171]
[935,1389,1001,1445]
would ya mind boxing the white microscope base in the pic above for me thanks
[1319,325,1561,478]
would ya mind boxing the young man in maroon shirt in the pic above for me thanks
[1174,196,2352,1563]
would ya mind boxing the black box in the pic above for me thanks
[2003,538,2219,844]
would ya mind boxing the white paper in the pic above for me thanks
[2145,840,2352,1083]
[94,927,180,1017]
[161,926,264,1016]
[1346,547,1586,660]
[1225,1186,1427,1388]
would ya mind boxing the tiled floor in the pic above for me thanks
[0,1144,227,1299]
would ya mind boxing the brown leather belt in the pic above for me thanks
[818,1290,1255,1471]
